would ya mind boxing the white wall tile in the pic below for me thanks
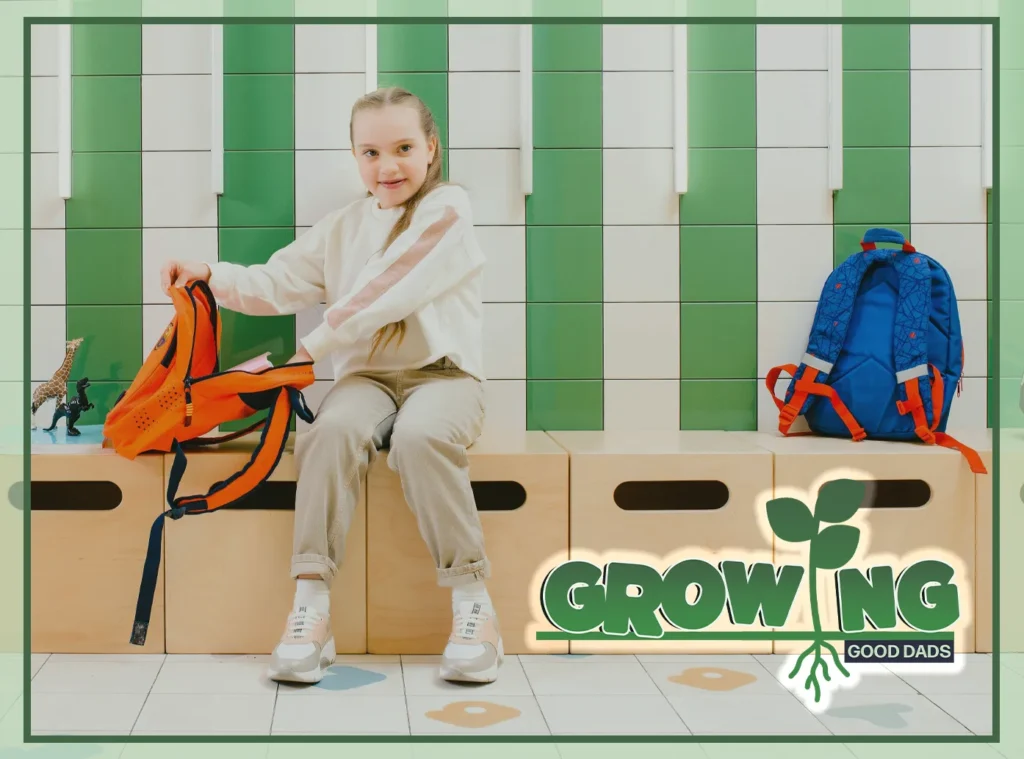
[142,152,218,228]
[143,24,212,75]
[757,225,833,301]
[602,25,673,71]
[295,150,366,227]
[295,303,334,380]
[602,72,673,149]
[910,70,982,147]
[31,76,57,153]
[295,73,365,150]
[604,380,680,431]
[911,147,987,224]
[142,228,218,305]
[142,75,211,151]
[910,24,983,70]
[31,25,58,77]
[296,379,335,432]
[448,73,520,149]
[31,305,66,383]
[481,379,526,433]
[449,25,519,71]
[448,149,525,226]
[31,230,65,306]
[946,377,986,430]
[483,302,525,380]
[756,25,828,70]
[757,301,817,378]
[756,72,828,148]
[958,299,988,378]
[295,25,366,73]
[603,149,678,226]
[476,226,525,302]
[604,302,679,380]
[756,149,832,225]
[909,224,987,301]
[31,153,64,229]
[142,304,174,358]
[603,226,679,302]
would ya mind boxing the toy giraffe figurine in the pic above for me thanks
[31,337,84,429]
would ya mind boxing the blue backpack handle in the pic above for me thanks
[861,227,915,252]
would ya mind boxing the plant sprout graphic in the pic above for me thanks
[766,478,866,703]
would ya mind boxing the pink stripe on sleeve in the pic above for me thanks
[326,205,460,330]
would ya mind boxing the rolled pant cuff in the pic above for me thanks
[291,553,339,587]
[436,558,491,587]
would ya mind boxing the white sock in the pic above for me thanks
[294,578,330,616]
[453,580,491,611]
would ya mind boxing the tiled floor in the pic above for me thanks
[12,652,1008,743]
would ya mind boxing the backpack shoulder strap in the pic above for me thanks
[130,386,315,646]
[766,228,919,439]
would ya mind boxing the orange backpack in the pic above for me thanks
[103,280,317,646]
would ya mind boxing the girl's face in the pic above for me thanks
[351,104,437,210]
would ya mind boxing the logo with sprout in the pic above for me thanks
[538,478,961,703]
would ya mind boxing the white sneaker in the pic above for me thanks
[440,601,504,683]
[267,606,336,684]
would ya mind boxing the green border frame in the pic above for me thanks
[19,13,1002,747]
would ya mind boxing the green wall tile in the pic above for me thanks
[66,152,142,229]
[219,228,296,266]
[224,24,295,74]
[679,149,756,226]
[377,73,449,145]
[680,303,756,380]
[224,75,295,151]
[219,151,295,228]
[527,227,603,302]
[66,305,142,382]
[533,25,602,72]
[688,73,756,149]
[533,73,602,149]
[527,150,602,226]
[688,25,755,72]
[834,148,910,226]
[72,76,141,153]
[680,380,757,431]
[527,303,603,380]
[219,311,296,378]
[65,380,130,427]
[680,226,756,302]
[833,224,910,267]
[527,381,603,430]
[843,72,909,147]
[66,230,142,305]
[72,24,141,75]
[843,25,909,71]
[378,25,448,72]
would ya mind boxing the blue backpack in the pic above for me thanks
[766,228,986,474]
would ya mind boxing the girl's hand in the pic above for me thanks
[161,260,211,294]
[287,346,313,364]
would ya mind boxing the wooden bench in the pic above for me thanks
[29,431,167,654]
[547,431,776,655]
[756,430,988,654]
[161,433,366,655]
[365,431,569,655]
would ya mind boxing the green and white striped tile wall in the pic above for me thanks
[28,21,992,434]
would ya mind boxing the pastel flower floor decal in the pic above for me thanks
[313,665,388,691]
[670,667,758,692]
[425,701,522,729]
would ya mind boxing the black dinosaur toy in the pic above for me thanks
[44,377,94,436]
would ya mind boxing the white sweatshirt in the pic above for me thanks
[205,183,487,381]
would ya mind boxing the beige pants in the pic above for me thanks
[291,356,490,589]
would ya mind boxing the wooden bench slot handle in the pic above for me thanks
[219,481,296,511]
[30,481,123,511]
[613,481,730,511]
[472,481,526,511]
[819,479,931,509]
